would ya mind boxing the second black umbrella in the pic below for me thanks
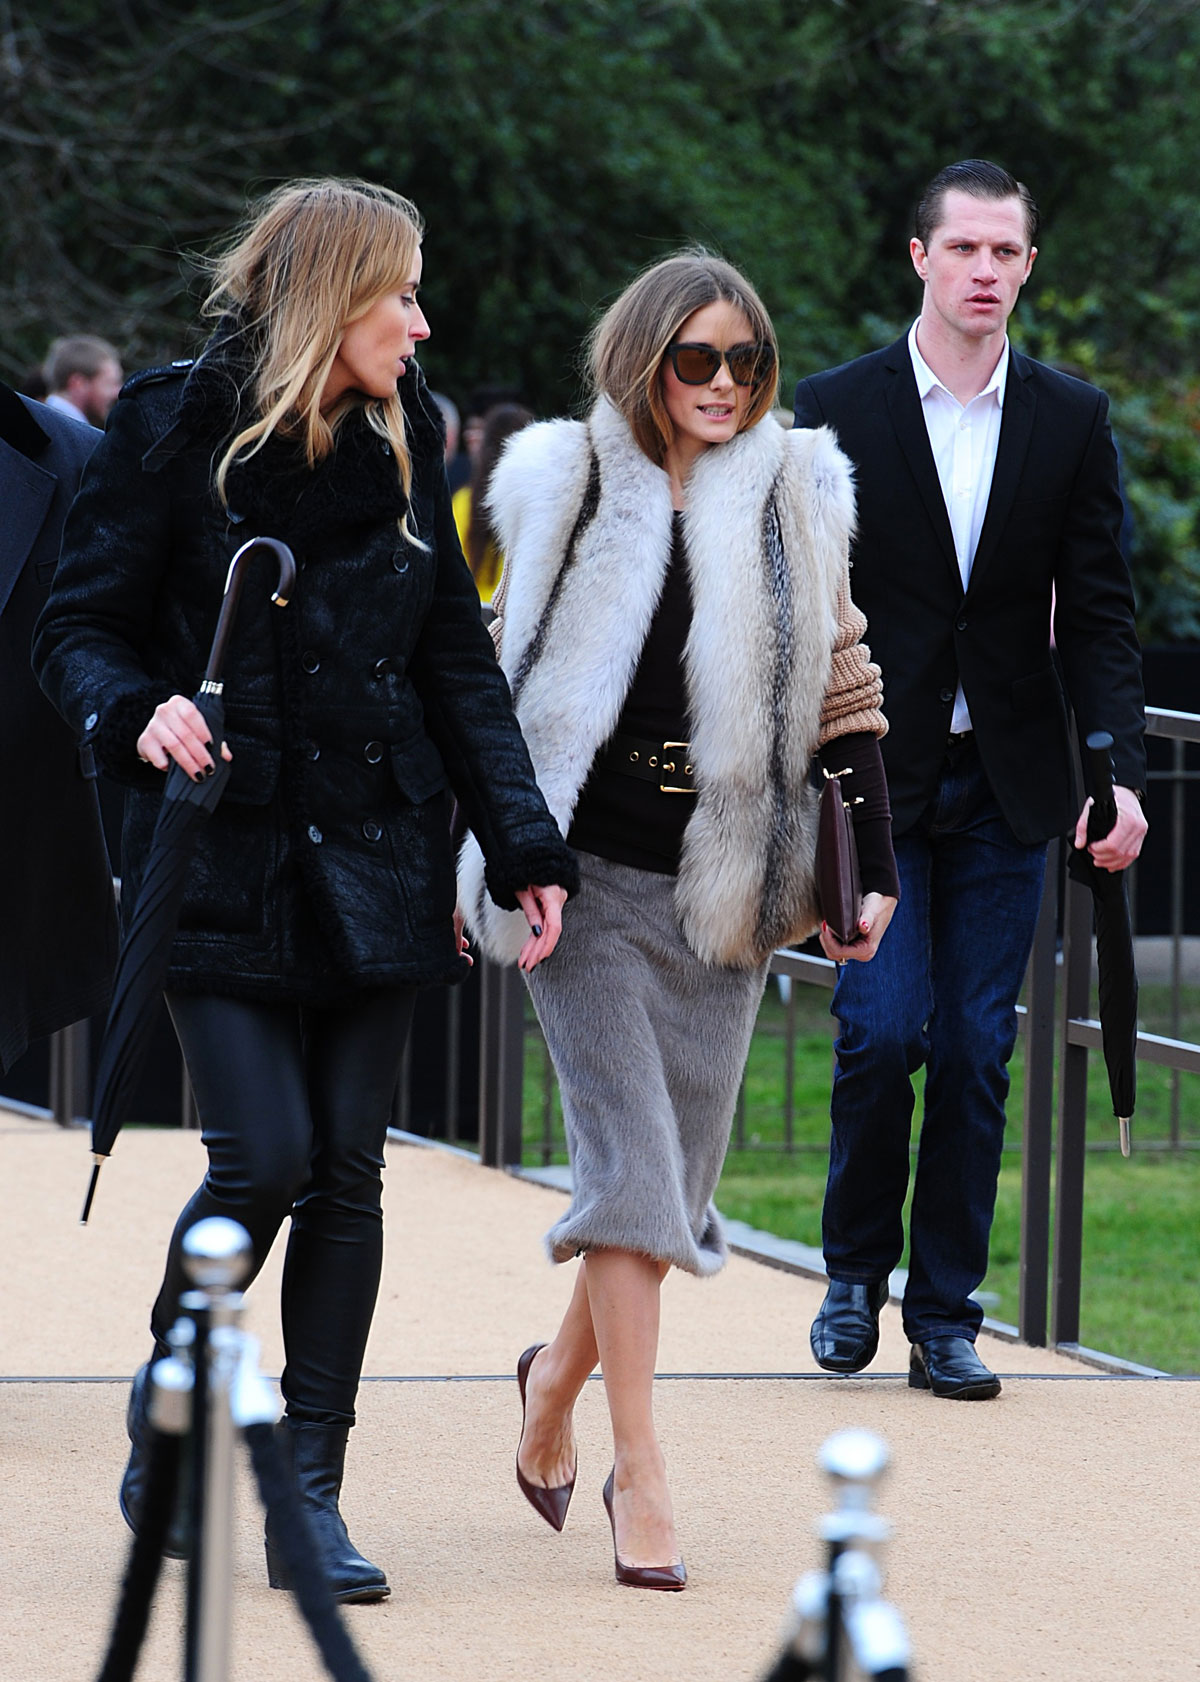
[81,536,297,1221]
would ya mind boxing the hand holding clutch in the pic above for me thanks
[817,767,863,947]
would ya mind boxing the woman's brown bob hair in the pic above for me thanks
[586,250,779,464]
[200,177,424,530]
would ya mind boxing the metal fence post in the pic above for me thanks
[1018,841,1059,1346]
[1052,858,1093,1346]
[49,1020,90,1126]
[478,959,525,1168]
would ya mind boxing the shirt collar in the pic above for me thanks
[907,319,1009,408]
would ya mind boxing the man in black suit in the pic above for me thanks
[0,382,117,1076]
[794,159,1147,1399]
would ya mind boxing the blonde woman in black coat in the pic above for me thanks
[35,178,574,1602]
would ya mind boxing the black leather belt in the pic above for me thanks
[602,731,696,794]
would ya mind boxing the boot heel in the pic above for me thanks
[264,1533,292,1590]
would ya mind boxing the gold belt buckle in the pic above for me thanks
[659,741,695,794]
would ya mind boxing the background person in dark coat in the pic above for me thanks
[793,159,1147,1401]
[34,178,576,1600]
[0,382,117,1076]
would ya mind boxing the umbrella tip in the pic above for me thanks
[80,1156,105,1225]
[1118,1117,1131,1158]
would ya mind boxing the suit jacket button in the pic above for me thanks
[372,656,392,679]
[301,650,320,674]
[956,617,968,632]
[392,553,410,574]
[84,711,99,731]
[362,819,382,842]
[940,687,954,703]
[308,825,323,844]
[364,741,383,763]
[306,741,321,762]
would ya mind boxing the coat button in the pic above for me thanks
[362,819,383,842]
[84,711,99,731]
[364,741,383,764]
[301,650,320,674]
[392,553,410,574]
[940,687,954,703]
[956,617,968,632]
[372,656,392,679]
[306,741,321,762]
[308,825,323,844]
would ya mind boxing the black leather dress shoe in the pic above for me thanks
[810,1278,890,1373]
[909,1337,1001,1400]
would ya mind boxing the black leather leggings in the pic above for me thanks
[151,988,416,1427]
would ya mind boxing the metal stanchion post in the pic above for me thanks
[762,1430,911,1682]
[181,1218,253,1682]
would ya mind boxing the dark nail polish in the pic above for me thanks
[532,924,542,937]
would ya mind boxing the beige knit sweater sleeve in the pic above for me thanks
[817,578,888,746]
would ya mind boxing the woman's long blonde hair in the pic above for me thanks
[201,178,424,525]
[586,250,779,464]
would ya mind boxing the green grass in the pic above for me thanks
[520,980,1200,1373]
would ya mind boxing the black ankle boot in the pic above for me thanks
[264,1421,390,1603]
[118,1362,191,1560]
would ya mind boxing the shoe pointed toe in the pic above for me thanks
[515,1344,575,1531]
[810,1279,890,1373]
[909,1336,1001,1400]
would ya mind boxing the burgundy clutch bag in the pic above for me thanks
[817,768,863,946]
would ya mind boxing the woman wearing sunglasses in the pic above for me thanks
[458,250,898,1588]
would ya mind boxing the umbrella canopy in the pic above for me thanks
[1066,730,1139,1157]
[81,537,296,1221]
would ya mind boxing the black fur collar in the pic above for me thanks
[176,316,441,544]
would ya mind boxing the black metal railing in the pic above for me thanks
[22,707,1198,1362]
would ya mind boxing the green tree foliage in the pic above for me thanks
[3,0,1199,635]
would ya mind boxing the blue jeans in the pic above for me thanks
[824,737,1047,1343]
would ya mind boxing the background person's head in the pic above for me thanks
[466,402,533,578]
[42,335,123,424]
[586,250,778,465]
[202,177,426,509]
[431,390,460,461]
[462,384,525,462]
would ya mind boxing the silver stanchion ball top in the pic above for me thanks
[818,1428,890,1485]
[182,1216,253,1289]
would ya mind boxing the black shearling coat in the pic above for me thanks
[33,330,576,1003]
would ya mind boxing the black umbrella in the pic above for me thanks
[81,537,297,1222]
[1066,730,1139,1158]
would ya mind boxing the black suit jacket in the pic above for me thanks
[794,335,1146,843]
[0,385,117,1073]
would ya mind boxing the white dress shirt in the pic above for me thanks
[907,319,1008,734]
[45,391,89,423]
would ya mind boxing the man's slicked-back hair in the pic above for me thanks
[915,159,1039,250]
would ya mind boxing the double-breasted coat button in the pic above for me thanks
[362,820,383,842]
[84,712,99,731]
[391,553,410,574]
[364,741,383,764]
[301,650,320,674]
[372,656,392,679]
[940,687,954,703]
[307,824,323,844]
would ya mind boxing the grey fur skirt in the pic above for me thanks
[524,851,770,1276]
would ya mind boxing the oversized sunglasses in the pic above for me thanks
[665,340,776,387]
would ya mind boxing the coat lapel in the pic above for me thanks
[881,337,960,588]
[967,345,1036,593]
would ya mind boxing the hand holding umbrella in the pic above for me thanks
[81,537,297,1222]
